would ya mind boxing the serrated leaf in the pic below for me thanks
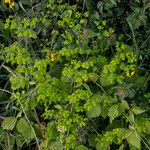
[126,130,141,149]
[108,104,119,123]
[96,142,108,150]
[121,100,130,109]
[128,111,135,123]
[50,141,64,150]
[75,145,88,150]
[86,105,101,118]
[131,106,145,115]
[0,128,6,142]
[16,118,35,140]
[1,117,17,130]
[100,106,108,119]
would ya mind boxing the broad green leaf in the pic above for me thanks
[8,135,16,150]
[1,117,17,130]
[75,145,88,150]
[50,141,64,150]
[86,105,101,118]
[119,144,125,150]
[29,81,36,85]
[110,0,117,6]
[128,111,135,123]
[0,128,6,142]
[126,130,141,149]
[96,142,109,150]
[131,106,145,115]
[121,100,130,109]
[88,133,97,147]
[85,0,94,11]
[16,118,35,140]
[83,83,91,91]
[108,104,119,123]
[118,100,130,115]
[100,106,108,119]
[91,11,99,20]
[54,105,62,109]
[62,10,72,19]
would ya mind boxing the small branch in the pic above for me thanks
[93,81,107,94]
[0,89,11,94]
[0,116,4,119]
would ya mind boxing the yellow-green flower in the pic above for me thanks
[127,71,135,77]
[50,53,58,62]
[5,0,15,9]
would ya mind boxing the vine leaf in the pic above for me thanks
[108,104,119,123]
[131,106,145,115]
[16,118,35,141]
[126,129,141,149]
[1,117,17,130]
[50,141,64,150]
[75,145,88,150]
[121,100,130,110]
[86,105,101,118]
[128,111,135,123]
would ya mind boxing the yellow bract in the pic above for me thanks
[4,0,15,9]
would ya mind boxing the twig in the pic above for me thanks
[0,89,11,94]
[93,81,107,94]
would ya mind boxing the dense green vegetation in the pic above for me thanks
[0,0,150,149]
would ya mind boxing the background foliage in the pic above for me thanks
[0,0,150,149]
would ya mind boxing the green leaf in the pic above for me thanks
[96,142,108,150]
[29,81,36,85]
[91,11,100,20]
[18,1,29,15]
[128,111,135,123]
[110,0,117,6]
[16,118,35,140]
[0,128,6,142]
[16,111,22,118]
[121,100,130,109]
[119,144,125,150]
[100,106,108,119]
[118,100,130,115]
[50,141,64,150]
[131,106,145,115]
[75,145,88,150]
[86,105,101,118]
[108,104,119,123]
[21,0,32,5]
[85,0,94,11]
[1,117,17,130]
[62,10,72,19]
[126,130,141,150]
